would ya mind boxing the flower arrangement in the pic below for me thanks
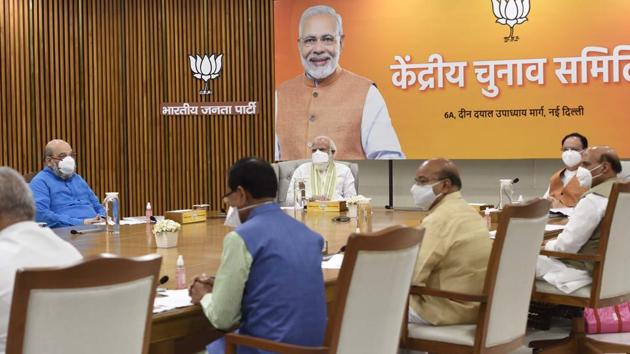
[152,219,181,235]
[345,195,371,205]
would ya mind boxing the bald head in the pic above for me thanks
[0,167,35,230]
[416,158,462,191]
[582,146,621,186]
[44,139,72,161]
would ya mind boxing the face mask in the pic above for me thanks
[58,156,76,178]
[312,150,330,171]
[561,150,582,168]
[223,202,271,228]
[410,181,442,211]
[224,206,242,228]
[576,164,603,189]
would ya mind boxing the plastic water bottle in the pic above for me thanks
[145,202,152,223]
[103,192,120,235]
[176,255,186,289]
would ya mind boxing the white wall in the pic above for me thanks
[357,159,568,208]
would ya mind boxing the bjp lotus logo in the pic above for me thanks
[189,54,223,95]
[491,0,530,42]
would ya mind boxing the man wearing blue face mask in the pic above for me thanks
[286,136,356,205]
[29,139,105,228]
[536,146,622,293]
[189,157,327,354]
[408,158,492,326]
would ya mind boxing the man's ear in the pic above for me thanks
[339,34,345,51]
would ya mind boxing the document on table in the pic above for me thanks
[95,216,165,226]
[322,253,344,269]
[153,289,193,314]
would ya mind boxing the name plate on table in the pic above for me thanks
[306,201,348,213]
[165,209,207,224]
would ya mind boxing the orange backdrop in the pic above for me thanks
[275,0,630,159]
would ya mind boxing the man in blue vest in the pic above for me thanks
[189,157,327,354]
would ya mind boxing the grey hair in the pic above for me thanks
[313,135,337,153]
[0,167,35,221]
[299,5,343,38]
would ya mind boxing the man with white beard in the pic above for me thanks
[285,136,356,205]
[275,5,404,161]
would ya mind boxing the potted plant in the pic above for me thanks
[152,219,182,248]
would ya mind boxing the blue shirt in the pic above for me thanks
[29,167,105,228]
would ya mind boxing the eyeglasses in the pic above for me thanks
[414,178,443,186]
[222,189,237,199]
[311,148,331,153]
[561,148,583,152]
[50,152,76,160]
[299,34,338,48]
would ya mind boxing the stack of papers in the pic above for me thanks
[322,253,344,269]
[153,289,193,314]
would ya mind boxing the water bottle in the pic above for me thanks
[103,192,120,235]
[176,255,186,289]
[498,179,514,210]
[294,179,306,209]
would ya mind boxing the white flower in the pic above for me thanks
[152,219,181,235]
[345,195,372,205]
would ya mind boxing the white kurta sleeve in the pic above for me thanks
[360,86,405,160]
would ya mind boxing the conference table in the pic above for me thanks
[52,207,429,353]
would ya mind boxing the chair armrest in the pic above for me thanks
[410,285,487,303]
[224,333,328,354]
[539,250,601,262]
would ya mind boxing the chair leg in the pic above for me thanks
[530,318,585,354]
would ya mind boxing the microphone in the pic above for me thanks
[159,275,169,285]
[512,177,520,184]
[70,228,103,235]
[149,215,158,223]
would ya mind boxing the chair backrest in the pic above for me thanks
[325,225,423,354]
[6,253,162,354]
[619,161,630,180]
[272,159,359,205]
[477,199,550,350]
[593,181,630,301]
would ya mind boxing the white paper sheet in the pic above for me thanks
[321,253,344,269]
[153,289,193,314]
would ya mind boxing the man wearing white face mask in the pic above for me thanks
[408,158,492,325]
[274,5,404,160]
[188,157,327,354]
[543,132,589,208]
[29,139,105,228]
[286,136,356,205]
[536,146,622,293]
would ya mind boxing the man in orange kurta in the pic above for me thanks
[543,133,589,208]
[275,5,404,161]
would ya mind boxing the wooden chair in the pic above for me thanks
[401,198,551,354]
[6,253,162,354]
[224,225,424,354]
[530,181,630,353]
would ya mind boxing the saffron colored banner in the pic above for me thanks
[274,0,630,159]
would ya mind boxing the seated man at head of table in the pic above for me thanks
[285,135,357,205]
[543,132,589,208]
[189,157,327,354]
[0,167,83,353]
[408,158,492,326]
[29,139,105,228]
[536,146,622,293]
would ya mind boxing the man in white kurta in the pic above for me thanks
[0,167,82,354]
[285,136,356,206]
[536,146,623,293]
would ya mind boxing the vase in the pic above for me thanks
[154,231,178,248]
